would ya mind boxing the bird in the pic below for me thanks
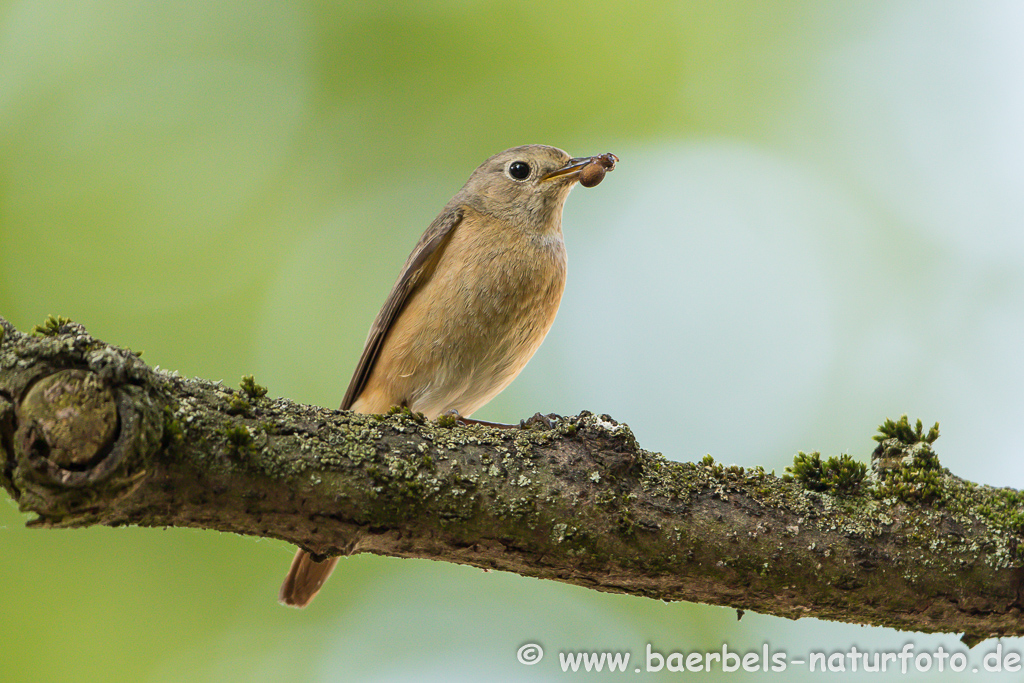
[279,144,617,607]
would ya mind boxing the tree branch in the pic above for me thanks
[1,315,1022,644]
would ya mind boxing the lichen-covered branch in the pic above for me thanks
[1,316,1022,644]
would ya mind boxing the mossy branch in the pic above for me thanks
[1,316,1023,645]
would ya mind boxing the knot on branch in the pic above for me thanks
[18,370,118,473]
[569,411,640,477]
[1,335,163,525]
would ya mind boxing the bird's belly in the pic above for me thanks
[393,240,565,418]
[409,314,548,417]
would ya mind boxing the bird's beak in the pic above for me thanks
[540,157,595,182]
[540,153,618,182]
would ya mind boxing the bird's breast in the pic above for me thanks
[386,218,567,418]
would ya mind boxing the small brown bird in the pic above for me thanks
[279,144,616,607]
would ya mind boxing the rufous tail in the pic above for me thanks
[279,549,340,608]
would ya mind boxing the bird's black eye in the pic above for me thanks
[508,161,531,180]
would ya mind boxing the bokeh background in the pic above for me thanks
[3,1,1024,681]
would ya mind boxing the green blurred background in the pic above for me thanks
[3,1,1024,681]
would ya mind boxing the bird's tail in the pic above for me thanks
[279,549,339,608]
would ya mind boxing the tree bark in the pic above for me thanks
[1,315,1021,645]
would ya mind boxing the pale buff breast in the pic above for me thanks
[351,212,567,419]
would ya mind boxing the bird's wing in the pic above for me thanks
[340,206,465,411]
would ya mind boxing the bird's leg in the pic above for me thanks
[446,409,516,429]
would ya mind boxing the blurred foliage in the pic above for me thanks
[4,1,1023,681]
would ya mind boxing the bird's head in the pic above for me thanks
[459,144,616,233]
